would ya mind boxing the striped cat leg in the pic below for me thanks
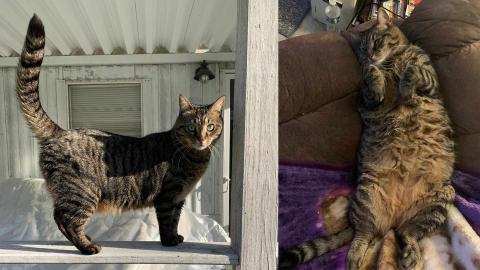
[399,65,438,99]
[348,179,384,270]
[347,230,381,270]
[170,200,185,243]
[155,200,181,246]
[396,206,444,270]
[361,64,386,109]
[155,180,185,246]
[396,185,455,270]
[53,200,100,255]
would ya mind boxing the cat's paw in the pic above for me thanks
[347,235,378,270]
[346,254,362,270]
[399,67,419,100]
[346,244,366,270]
[361,86,384,109]
[365,64,383,83]
[161,234,184,246]
[80,243,102,255]
[399,241,422,270]
[176,234,184,243]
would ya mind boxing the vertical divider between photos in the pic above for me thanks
[230,0,278,268]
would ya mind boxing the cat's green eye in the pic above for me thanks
[187,125,195,132]
[207,124,215,132]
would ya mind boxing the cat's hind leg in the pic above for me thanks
[396,184,455,270]
[347,231,382,270]
[53,191,101,255]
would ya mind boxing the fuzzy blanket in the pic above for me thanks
[279,161,480,270]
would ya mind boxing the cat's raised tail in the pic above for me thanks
[279,226,354,268]
[16,14,62,140]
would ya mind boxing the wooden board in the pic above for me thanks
[0,241,238,265]
[230,0,278,269]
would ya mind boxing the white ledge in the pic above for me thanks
[0,241,238,265]
[0,52,235,67]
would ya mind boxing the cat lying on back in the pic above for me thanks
[280,9,455,270]
[17,15,225,255]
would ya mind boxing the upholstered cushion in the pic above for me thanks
[400,0,480,173]
[279,32,362,165]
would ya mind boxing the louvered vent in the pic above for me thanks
[69,83,142,137]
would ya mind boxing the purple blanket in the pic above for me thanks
[279,161,480,270]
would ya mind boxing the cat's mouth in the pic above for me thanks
[193,143,209,151]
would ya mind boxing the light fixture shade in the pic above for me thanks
[194,60,215,83]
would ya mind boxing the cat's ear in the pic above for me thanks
[179,95,194,113]
[208,96,225,115]
[377,8,390,25]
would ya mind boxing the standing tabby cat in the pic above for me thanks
[280,9,455,270]
[17,15,225,255]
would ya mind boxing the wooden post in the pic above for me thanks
[230,0,278,269]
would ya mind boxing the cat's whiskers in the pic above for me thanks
[208,144,221,160]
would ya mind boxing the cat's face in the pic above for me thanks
[174,95,225,151]
[359,9,408,64]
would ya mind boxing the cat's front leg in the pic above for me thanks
[170,200,185,243]
[399,64,438,100]
[155,199,185,246]
[155,179,186,247]
[361,64,386,109]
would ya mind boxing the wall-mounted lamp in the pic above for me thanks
[194,60,215,83]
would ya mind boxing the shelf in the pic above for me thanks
[0,241,238,265]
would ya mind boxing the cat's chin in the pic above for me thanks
[193,145,209,151]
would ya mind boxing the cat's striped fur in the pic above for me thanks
[17,15,225,255]
[280,9,454,270]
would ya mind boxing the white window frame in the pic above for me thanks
[220,69,235,229]
[56,79,152,136]
[66,81,144,137]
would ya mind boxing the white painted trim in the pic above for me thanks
[140,78,153,136]
[220,69,235,229]
[65,79,145,85]
[221,69,236,76]
[55,80,69,129]
[0,53,235,67]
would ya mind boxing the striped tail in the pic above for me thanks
[279,227,354,268]
[16,14,62,140]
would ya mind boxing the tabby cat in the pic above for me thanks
[280,9,455,270]
[17,15,225,255]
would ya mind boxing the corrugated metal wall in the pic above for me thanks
[0,62,234,224]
